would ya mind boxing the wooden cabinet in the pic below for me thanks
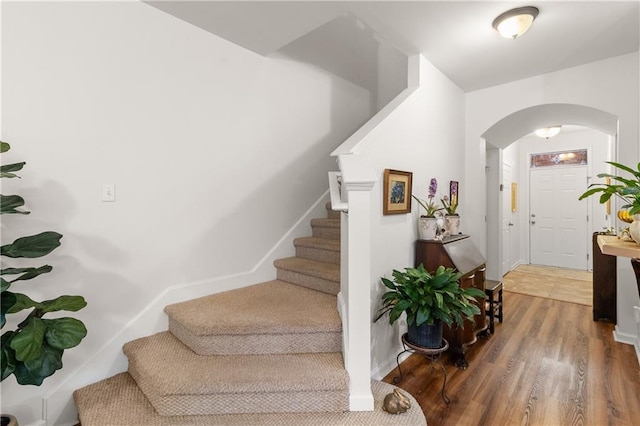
[592,232,616,323]
[415,235,487,369]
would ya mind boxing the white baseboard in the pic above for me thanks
[370,343,409,381]
[613,326,640,366]
[349,394,374,411]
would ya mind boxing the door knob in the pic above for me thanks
[508,223,514,226]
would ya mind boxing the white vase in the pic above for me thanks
[630,214,640,244]
[419,216,438,240]
[445,215,461,236]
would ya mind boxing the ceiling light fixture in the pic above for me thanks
[492,6,539,39]
[535,125,562,139]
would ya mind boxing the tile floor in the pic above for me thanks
[502,264,592,306]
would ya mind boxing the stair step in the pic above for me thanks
[294,236,340,264]
[74,372,426,425]
[165,280,341,355]
[311,218,340,240]
[123,332,349,416]
[325,202,341,220]
[274,257,340,295]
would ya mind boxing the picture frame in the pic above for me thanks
[383,169,413,215]
[511,182,518,212]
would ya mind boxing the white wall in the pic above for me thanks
[466,52,639,359]
[355,56,466,378]
[1,1,373,423]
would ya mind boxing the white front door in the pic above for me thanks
[501,163,512,275]
[530,166,588,270]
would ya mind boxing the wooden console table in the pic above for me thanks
[596,235,640,299]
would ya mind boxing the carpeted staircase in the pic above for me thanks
[73,204,426,425]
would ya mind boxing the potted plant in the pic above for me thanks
[1,142,87,398]
[441,194,460,235]
[412,178,443,240]
[374,264,485,348]
[579,161,640,242]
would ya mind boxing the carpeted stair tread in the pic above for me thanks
[274,257,339,282]
[294,237,341,264]
[311,218,341,240]
[294,236,340,252]
[73,372,427,425]
[274,257,340,295]
[123,331,349,415]
[165,280,341,355]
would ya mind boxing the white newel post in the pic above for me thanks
[336,154,376,411]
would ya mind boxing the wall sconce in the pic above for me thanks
[534,125,562,139]
[492,6,539,39]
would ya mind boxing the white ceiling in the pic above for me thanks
[147,1,640,92]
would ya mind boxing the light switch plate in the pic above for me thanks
[102,184,115,202]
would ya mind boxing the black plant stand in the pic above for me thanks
[394,333,450,404]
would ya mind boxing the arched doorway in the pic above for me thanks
[482,103,618,280]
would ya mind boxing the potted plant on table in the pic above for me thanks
[1,141,88,425]
[441,194,460,236]
[412,178,443,240]
[578,161,640,242]
[374,264,485,348]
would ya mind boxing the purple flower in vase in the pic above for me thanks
[428,178,438,199]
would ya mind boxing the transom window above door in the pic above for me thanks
[530,149,587,168]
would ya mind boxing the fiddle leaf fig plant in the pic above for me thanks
[1,141,87,386]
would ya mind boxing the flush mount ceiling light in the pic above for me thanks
[492,6,539,39]
[535,125,562,139]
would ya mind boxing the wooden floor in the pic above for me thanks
[382,292,640,426]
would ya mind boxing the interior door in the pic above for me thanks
[530,166,588,270]
[501,163,512,276]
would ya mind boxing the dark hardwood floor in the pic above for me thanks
[382,291,640,426]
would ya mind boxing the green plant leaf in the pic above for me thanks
[0,194,30,215]
[1,331,17,380]
[14,343,64,385]
[1,277,9,293]
[10,317,45,362]
[1,265,53,283]
[40,295,87,313]
[0,162,26,179]
[606,161,640,178]
[43,318,87,349]
[0,141,9,153]
[1,292,17,328]
[1,232,62,258]
[7,292,41,314]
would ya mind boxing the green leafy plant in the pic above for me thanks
[440,195,458,215]
[579,161,640,215]
[374,264,484,328]
[1,141,87,386]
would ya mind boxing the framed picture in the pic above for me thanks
[450,181,459,207]
[383,169,413,215]
[511,182,518,212]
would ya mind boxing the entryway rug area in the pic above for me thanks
[503,264,592,306]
